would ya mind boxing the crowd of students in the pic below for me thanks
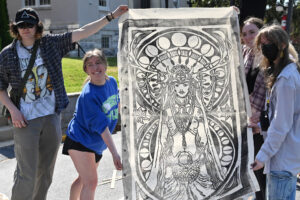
[0,5,300,200]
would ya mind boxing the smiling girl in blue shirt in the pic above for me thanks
[63,49,122,200]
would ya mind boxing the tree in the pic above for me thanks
[290,1,300,52]
[263,0,300,52]
[0,0,12,50]
[193,0,267,26]
[193,0,268,24]
[192,0,300,53]
[193,0,239,7]
[239,0,267,24]
[264,0,283,24]
[191,0,297,29]
[292,1,300,35]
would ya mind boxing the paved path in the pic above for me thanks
[0,133,299,200]
[0,133,124,200]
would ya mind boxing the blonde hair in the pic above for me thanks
[255,25,300,89]
[82,49,109,86]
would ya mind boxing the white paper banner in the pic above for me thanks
[118,7,258,200]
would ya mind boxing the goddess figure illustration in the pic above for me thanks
[125,28,238,199]
[150,64,225,199]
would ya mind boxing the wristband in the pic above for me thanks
[106,12,115,22]
[105,15,112,22]
[106,14,112,22]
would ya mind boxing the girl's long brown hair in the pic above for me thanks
[255,25,300,89]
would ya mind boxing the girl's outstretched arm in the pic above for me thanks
[101,127,122,170]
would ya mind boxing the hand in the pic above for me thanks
[248,111,261,134]
[250,111,261,124]
[232,6,240,14]
[251,159,264,171]
[248,122,261,134]
[112,152,122,170]
[112,5,128,19]
[10,108,28,128]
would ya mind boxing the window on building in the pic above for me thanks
[25,0,35,6]
[40,0,50,5]
[25,0,50,6]
[101,36,110,48]
[99,0,107,7]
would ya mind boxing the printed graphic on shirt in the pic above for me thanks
[17,42,56,120]
[19,57,53,103]
[102,94,119,120]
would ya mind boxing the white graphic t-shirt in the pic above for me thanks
[16,41,56,120]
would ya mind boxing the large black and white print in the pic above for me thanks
[118,8,258,200]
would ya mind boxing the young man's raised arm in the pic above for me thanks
[72,5,128,43]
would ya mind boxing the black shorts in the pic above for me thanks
[62,136,102,163]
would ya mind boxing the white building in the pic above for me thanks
[6,0,189,56]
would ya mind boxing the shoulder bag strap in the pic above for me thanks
[16,39,40,96]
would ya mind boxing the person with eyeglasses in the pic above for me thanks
[251,25,300,200]
[0,6,127,200]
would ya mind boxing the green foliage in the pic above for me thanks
[291,1,300,52]
[264,0,283,24]
[192,0,300,37]
[263,0,300,51]
[0,0,13,50]
[62,57,119,93]
[292,1,300,36]
[193,0,240,7]
[107,57,117,66]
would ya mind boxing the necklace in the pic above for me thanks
[20,42,33,54]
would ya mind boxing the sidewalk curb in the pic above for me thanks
[0,140,14,148]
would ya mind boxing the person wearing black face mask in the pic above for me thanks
[261,43,279,65]
[251,25,300,200]
[261,43,280,75]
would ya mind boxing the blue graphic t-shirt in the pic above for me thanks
[66,76,119,155]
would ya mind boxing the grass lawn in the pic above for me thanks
[62,57,118,93]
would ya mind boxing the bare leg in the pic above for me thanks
[68,150,99,200]
[69,176,82,200]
